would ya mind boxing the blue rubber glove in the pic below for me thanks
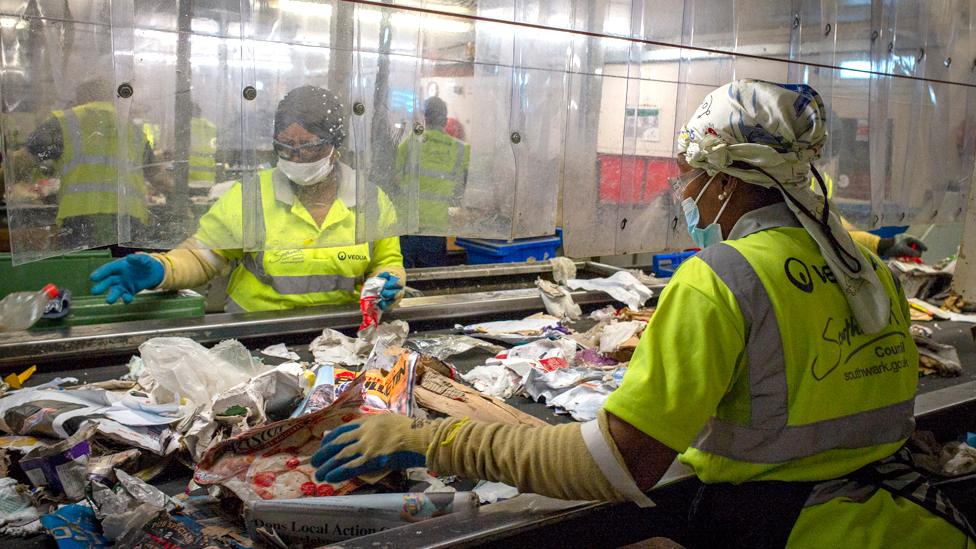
[376,272,403,311]
[311,414,432,483]
[90,254,165,304]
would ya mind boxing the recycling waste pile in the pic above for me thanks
[0,272,660,548]
[0,255,974,547]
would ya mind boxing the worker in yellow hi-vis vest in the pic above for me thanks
[89,86,405,313]
[189,102,217,186]
[313,80,974,548]
[395,96,470,267]
[26,80,149,250]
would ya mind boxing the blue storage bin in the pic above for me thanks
[652,250,697,277]
[456,229,562,264]
[868,225,909,239]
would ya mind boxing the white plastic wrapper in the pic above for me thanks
[549,257,578,285]
[260,344,300,362]
[536,279,581,320]
[138,337,263,408]
[565,272,653,311]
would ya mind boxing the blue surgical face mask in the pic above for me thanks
[681,173,734,249]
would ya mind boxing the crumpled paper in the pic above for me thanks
[598,320,647,354]
[536,278,581,320]
[566,271,653,310]
[310,328,371,366]
[549,257,578,285]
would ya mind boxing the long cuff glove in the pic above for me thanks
[313,411,645,505]
[312,414,433,483]
[90,254,165,304]
[878,235,927,258]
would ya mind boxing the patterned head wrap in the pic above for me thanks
[677,79,891,334]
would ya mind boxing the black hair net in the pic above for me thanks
[274,86,347,147]
[424,96,448,129]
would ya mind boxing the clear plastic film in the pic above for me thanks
[112,0,245,252]
[240,0,355,251]
[563,0,681,257]
[908,0,971,225]
[350,2,422,244]
[1,0,119,264]
[787,0,876,228]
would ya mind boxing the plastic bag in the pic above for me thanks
[359,276,387,334]
[138,338,260,407]
[566,271,654,310]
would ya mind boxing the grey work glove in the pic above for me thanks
[878,235,927,258]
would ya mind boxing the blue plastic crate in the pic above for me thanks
[456,229,562,264]
[652,250,697,277]
[868,225,909,239]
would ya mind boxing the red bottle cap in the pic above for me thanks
[41,284,59,299]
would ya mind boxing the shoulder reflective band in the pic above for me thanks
[242,252,358,295]
[580,419,654,508]
[60,109,117,174]
[691,242,915,464]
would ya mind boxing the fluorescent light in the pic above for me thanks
[0,16,18,29]
[839,60,871,79]
[356,8,470,33]
[280,0,333,18]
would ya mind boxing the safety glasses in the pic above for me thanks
[667,168,707,202]
[273,138,332,162]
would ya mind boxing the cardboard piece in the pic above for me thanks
[416,370,546,427]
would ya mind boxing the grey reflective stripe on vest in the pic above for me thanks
[242,252,358,295]
[225,296,246,314]
[60,182,118,195]
[691,242,916,464]
[61,109,118,174]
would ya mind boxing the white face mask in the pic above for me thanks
[277,155,334,186]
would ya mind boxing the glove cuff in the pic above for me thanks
[876,237,895,256]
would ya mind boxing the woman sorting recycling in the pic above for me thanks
[90,86,404,313]
[310,80,974,548]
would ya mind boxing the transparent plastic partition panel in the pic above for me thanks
[612,0,682,255]
[417,0,515,240]
[866,0,896,230]
[559,2,633,257]
[1,0,117,264]
[883,0,923,227]
[894,3,941,225]
[946,1,976,224]
[241,0,355,252]
[920,0,970,225]
[507,0,572,238]
[825,0,874,228]
[349,3,422,244]
[113,0,246,252]
[733,0,793,75]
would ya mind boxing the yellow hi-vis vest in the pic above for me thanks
[189,117,217,184]
[396,128,470,233]
[192,166,402,312]
[605,202,971,548]
[53,102,148,224]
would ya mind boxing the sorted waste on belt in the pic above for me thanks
[0,294,666,546]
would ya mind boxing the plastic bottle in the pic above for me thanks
[0,284,59,332]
